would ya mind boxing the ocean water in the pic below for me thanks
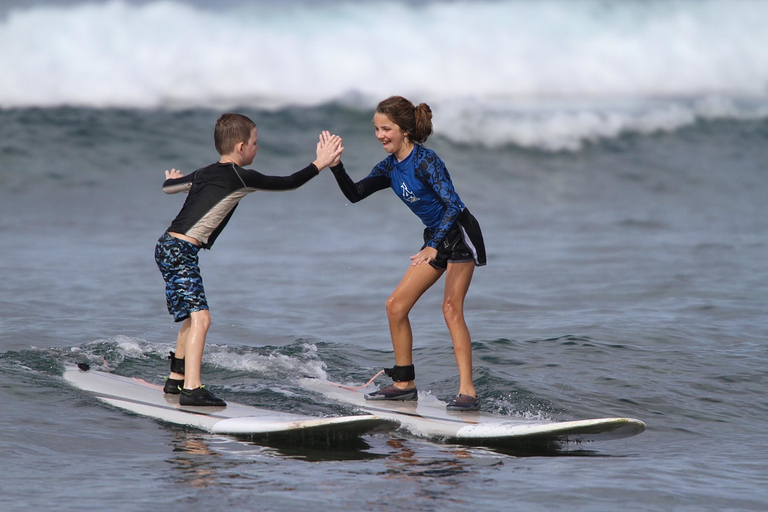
[1,1,767,511]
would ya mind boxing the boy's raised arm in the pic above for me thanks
[162,168,192,194]
[165,168,184,180]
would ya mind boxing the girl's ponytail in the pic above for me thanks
[376,96,433,144]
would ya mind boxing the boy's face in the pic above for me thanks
[241,127,258,166]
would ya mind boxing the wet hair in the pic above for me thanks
[375,96,433,144]
[214,113,256,155]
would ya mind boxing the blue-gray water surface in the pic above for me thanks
[2,103,766,511]
[2,1,768,511]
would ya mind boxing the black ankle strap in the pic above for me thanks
[384,364,415,382]
[169,351,185,375]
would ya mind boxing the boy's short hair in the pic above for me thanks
[214,113,256,155]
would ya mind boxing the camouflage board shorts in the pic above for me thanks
[155,232,208,322]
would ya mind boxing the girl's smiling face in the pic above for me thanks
[373,112,411,160]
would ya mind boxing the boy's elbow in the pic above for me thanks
[162,183,190,194]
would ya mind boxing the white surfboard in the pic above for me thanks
[63,366,396,440]
[300,378,646,447]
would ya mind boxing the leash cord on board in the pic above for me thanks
[330,369,385,390]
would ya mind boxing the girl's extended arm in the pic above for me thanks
[329,162,390,203]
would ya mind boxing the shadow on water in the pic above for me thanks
[164,426,389,464]
[145,422,620,463]
[228,432,617,461]
[163,431,617,492]
[227,426,398,462]
[474,442,610,458]
[426,437,613,458]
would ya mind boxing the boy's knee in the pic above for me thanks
[190,309,211,330]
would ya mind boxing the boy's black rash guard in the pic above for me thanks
[164,162,319,249]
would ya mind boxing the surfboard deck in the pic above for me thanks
[63,366,397,441]
[300,378,646,448]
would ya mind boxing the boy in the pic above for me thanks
[155,113,343,406]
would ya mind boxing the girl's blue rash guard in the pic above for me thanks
[330,145,465,249]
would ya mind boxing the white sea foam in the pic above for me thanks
[2,0,767,149]
[434,96,768,150]
[207,344,329,380]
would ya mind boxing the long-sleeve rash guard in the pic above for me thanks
[330,145,465,249]
[163,162,318,249]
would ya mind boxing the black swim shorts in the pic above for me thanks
[424,208,487,270]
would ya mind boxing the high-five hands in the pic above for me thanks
[314,131,344,171]
[319,130,343,168]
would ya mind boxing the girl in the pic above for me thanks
[326,96,486,411]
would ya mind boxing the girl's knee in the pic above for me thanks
[386,295,408,320]
[442,300,464,325]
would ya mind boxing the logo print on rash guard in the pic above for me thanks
[400,182,420,203]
